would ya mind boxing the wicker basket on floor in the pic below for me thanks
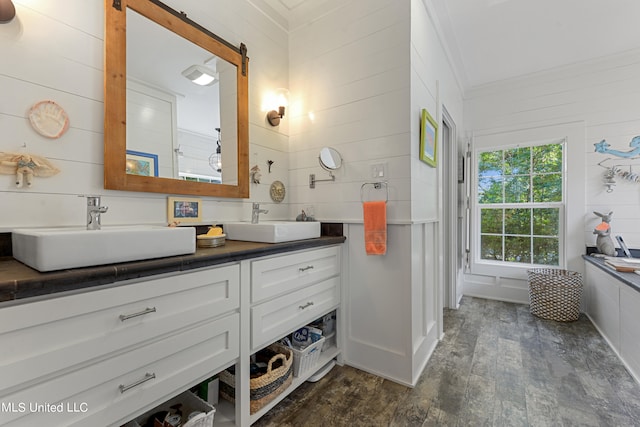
[527,268,583,322]
[219,343,293,414]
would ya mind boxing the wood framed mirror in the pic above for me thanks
[104,0,249,198]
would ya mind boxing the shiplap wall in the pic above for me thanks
[410,0,464,222]
[286,0,463,386]
[466,50,640,249]
[2,0,463,387]
[407,0,464,383]
[287,0,412,223]
[463,49,640,302]
[0,0,290,230]
[288,0,416,384]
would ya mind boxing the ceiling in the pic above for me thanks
[431,0,640,89]
[253,0,640,90]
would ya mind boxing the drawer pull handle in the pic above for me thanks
[119,307,157,321]
[119,372,156,393]
[299,301,314,310]
[299,265,314,272]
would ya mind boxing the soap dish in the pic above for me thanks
[196,234,226,248]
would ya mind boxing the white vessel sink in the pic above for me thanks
[223,221,320,243]
[12,225,195,272]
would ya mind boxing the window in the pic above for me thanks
[476,141,564,267]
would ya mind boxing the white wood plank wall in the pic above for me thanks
[290,0,463,386]
[0,0,290,230]
[463,48,640,302]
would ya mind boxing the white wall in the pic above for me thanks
[1,0,463,388]
[287,0,416,386]
[461,50,640,302]
[285,0,463,386]
[407,0,464,383]
[287,0,412,223]
[0,0,290,230]
[410,0,464,222]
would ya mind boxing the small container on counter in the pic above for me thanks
[196,233,226,248]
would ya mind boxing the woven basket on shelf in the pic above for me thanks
[219,343,293,414]
[527,268,583,322]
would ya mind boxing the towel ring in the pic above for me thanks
[360,181,388,203]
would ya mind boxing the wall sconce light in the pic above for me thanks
[181,64,218,86]
[266,88,289,126]
[0,0,16,23]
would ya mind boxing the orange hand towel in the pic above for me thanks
[363,201,387,255]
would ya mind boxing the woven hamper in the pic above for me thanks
[219,343,293,414]
[527,268,583,322]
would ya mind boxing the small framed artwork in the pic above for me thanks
[167,196,202,223]
[126,150,158,177]
[420,108,438,167]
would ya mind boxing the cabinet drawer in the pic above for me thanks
[0,313,239,427]
[0,264,239,395]
[251,246,340,303]
[251,277,340,351]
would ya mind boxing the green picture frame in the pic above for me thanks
[420,108,438,167]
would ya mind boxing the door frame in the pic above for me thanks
[442,107,460,309]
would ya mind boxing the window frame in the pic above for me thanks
[471,138,567,279]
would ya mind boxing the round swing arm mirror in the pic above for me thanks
[319,147,342,171]
[309,147,342,189]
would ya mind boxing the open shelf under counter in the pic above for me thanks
[212,346,340,425]
[248,345,341,424]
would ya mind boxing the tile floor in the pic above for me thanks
[253,296,640,426]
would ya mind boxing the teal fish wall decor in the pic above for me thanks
[594,136,640,158]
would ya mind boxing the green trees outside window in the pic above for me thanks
[478,143,562,266]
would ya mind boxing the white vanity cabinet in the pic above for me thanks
[584,262,640,382]
[0,264,240,427]
[250,246,340,304]
[584,263,620,348]
[239,245,342,425]
[619,285,640,381]
[250,246,341,351]
[0,239,345,427]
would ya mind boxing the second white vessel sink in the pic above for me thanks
[224,221,320,243]
[12,225,195,272]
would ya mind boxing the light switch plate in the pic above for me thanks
[371,163,386,178]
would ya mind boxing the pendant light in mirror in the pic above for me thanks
[209,128,222,173]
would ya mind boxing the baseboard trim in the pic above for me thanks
[463,282,529,304]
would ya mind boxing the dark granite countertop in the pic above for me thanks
[0,236,346,305]
[583,254,640,293]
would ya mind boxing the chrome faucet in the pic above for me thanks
[86,196,108,230]
[251,202,269,224]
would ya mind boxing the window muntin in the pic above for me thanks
[476,142,563,267]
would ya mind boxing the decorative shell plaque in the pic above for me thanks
[269,180,286,203]
[28,100,70,139]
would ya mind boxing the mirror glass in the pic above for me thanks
[319,147,343,171]
[104,0,249,198]
[126,8,237,184]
